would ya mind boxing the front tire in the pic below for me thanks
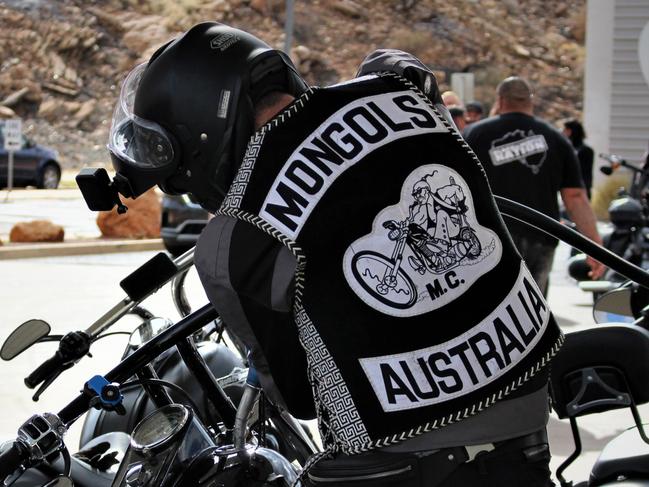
[351,251,418,308]
[38,163,60,189]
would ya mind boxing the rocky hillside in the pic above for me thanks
[0,0,586,169]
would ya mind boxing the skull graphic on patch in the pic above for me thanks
[343,164,502,317]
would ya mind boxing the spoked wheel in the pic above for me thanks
[351,251,417,309]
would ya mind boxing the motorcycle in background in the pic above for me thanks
[569,153,649,297]
[550,282,649,486]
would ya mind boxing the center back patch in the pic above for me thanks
[343,164,502,317]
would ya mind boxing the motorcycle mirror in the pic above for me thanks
[593,286,635,324]
[128,317,173,350]
[600,166,613,175]
[1,319,51,361]
[43,476,74,487]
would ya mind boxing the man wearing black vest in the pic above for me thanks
[105,24,563,486]
[464,77,604,295]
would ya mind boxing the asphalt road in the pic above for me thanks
[0,247,646,484]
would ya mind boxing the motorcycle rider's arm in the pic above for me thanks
[560,186,605,279]
[356,49,457,127]
[195,215,316,419]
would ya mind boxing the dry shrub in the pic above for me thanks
[591,173,631,221]
[387,28,431,59]
[144,0,203,27]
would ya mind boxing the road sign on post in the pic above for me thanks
[2,118,22,201]
[450,73,475,105]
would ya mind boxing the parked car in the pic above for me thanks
[0,130,61,189]
[161,194,210,256]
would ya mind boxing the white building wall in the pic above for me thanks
[585,0,649,186]
[584,0,615,185]
[609,0,649,163]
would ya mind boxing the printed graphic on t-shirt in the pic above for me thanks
[342,164,502,317]
[359,262,550,412]
[488,129,548,174]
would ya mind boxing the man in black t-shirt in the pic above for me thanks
[464,77,603,294]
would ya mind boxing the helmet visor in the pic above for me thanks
[108,63,176,169]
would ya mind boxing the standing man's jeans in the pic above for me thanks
[510,234,556,297]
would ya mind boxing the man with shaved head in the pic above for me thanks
[464,76,603,295]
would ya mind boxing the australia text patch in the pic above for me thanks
[359,263,548,412]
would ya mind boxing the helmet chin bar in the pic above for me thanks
[76,168,129,214]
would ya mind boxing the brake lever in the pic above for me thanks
[36,335,64,343]
[31,368,65,402]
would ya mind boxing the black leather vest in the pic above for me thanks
[218,73,563,453]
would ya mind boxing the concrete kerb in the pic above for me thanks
[0,238,165,260]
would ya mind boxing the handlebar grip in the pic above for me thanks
[24,352,65,389]
[0,441,28,479]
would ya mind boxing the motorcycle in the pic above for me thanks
[0,248,318,486]
[352,195,481,305]
[569,153,649,296]
[498,197,649,486]
[550,282,649,486]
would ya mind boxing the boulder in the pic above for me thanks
[121,16,170,54]
[72,99,97,128]
[0,106,16,119]
[249,0,283,14]
[332,0,365,19]
[96,189,161,238]
[10,220,65,243]
[38,98,69,121]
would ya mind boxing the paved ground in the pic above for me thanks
[0,187,103,240]
[0,251,209,451]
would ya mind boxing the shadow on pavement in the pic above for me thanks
[548,416,621,458]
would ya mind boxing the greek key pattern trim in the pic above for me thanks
[222,131,266,210]
[220,87,315,211]
[214,207,372,450]
[295,303,371,449]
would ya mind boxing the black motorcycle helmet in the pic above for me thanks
[108,22,307,211]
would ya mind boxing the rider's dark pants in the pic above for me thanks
[305,429,553,487]
[433,432,554,487]
[510,234,556,297]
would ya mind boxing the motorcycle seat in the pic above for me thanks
[550,325,649,419]
[590,426,649,486]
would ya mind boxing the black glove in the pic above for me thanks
[356,49,442,105]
